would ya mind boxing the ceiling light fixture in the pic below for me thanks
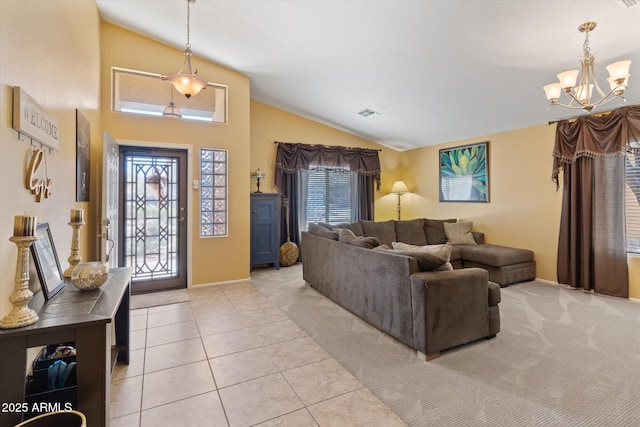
[163,0,207,99]
[162,85,182,118]
[543,22,631,112]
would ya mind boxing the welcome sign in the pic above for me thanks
[12,86,59,151]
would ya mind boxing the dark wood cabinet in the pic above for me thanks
[250,193,281,270]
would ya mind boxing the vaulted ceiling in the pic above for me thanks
[96,0,640,150]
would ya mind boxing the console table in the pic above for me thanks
[0,267,132,427]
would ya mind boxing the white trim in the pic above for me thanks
[192,277,252,289]
[116,139,193,289]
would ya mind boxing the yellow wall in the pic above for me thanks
[100,22,251,286]
[0,1,101,317]
[399,124,563,282]
[249,100,402,220]
[1,2,637,320]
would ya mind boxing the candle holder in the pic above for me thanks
[0,236,39,329]
[63,221,85,278]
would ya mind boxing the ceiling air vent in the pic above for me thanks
[619,0,637,7]
[357,108,380,118]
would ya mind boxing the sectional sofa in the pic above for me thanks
[300,218,535,359]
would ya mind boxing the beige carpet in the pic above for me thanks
[130,288,190,309]
[250,264,640,427]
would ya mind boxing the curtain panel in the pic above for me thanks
[553,105,640,298]
[274,142,381,250]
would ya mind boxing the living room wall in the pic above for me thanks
[397,124,640,299]
[398,124,562,282]
[100,22,251,286]
[0,1,101,318]
[250,100,401,220]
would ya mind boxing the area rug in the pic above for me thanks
[130,288,191,309]
[251,264,640,427]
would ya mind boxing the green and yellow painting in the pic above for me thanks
[439,142,489,202]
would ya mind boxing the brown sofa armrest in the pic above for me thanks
[410,268,491,354]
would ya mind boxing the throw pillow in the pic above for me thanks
[308,223,339,240]
[424,219,457,244]
[388,249,446,271]
[443,221,477,245]
[339,229,381,249]
[391,241,454,271]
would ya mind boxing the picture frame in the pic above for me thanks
[31,222,65,300]
[76,109,90,202]
[439,141,489,203]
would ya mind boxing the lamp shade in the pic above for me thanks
[391,180,409,194]
[162,101,182,118]
[606,60,632,84]
[166,49,208,99]
[557,70,580,90]
[543,83,562,102]
[251,168,266,179]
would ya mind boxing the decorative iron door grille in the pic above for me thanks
[120,147,187,293]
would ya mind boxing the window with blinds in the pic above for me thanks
[625,149,640,253]
[305,168,352,229]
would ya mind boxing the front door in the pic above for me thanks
[119,146,188,293]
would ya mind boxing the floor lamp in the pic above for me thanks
[391,181,409,220]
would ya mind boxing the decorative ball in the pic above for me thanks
[279,242,299,267]
[71,262,109,290]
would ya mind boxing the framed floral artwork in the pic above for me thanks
[439,141,489,202]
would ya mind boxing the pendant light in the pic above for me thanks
[162,85,183,118]
[164,0,207,99]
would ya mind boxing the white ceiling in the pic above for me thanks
[96,0,640,151]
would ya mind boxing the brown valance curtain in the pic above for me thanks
[552,105,640,187]
[274,142,381,251]
[553,105,640,298]
[275,142,381,191]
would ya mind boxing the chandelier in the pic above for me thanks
[543,22,631,112]
[164,0,207,99]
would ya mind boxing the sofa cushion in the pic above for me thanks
[459,244,534,267]
[361,220,396,247]
[308,223,339,240]
[339,229,380,249]
[379,248,446,271]
[424,219,457,244]
[391,241,453,271]
[444,221,477,245]
[335,221,364,236]
[394,219,427,246]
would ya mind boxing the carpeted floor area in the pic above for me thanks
[250,264,640,427]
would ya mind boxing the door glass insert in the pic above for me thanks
[123,154,180,281]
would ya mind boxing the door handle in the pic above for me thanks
[178,207,185,223]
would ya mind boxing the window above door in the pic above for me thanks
[111,67,227,123]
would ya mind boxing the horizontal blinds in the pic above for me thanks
[626,150,640,253]
[306,169,352,226]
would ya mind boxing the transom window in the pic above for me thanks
[112,67,227,123]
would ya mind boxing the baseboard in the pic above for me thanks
[189,277,251,289]
[535,277,561,285]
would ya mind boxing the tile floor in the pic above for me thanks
[110,281,406,427]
